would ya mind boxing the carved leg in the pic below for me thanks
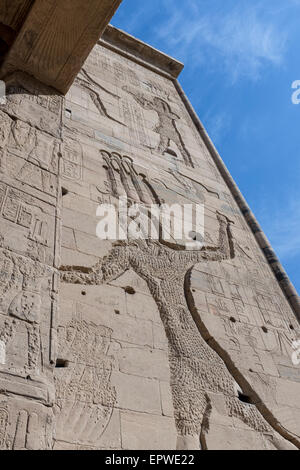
[87,89,106,117]
[171,378,210,450]
[157,134,170,155]
[177,395,211,451]
[177,434,200,450]
[173,131,194,168]
[271,435,298,451]
[226,396,297,450]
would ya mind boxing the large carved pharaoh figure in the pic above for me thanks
[123,86,194,168]
[60,151,298,450]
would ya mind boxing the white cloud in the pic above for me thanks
[258,196,300,262]
[203,111,232,145]
[155,0,288,81]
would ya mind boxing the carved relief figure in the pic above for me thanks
[168,168,220,200]
[122,99,149,147]
[141,80,172,102]
[123,86,194,168]
[98,150,153,206]
[113,61,140,88]
[3,73,63,138]
[54,318,116,447]
[10,410,47,450]
[16,128,59,196]
[0,236,52,373]
[254,292,299,358]
[0,401,53,450]
[9,119,36,155]
[75,68,125,126]
[60,153,298,450]
[0,112,59,195]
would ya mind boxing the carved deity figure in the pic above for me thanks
[60,223,297,449]
[0,237,52,372]
[123,86,194,168]
[60,151,299,450]
[54,318,116,447]
[75,68,125,126]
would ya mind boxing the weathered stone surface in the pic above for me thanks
[0,9,299,451]
[0,395,53,450]
[0,0,123,94]
[120,411,177,450]
[118,347,170,380]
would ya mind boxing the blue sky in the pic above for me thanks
[112,0,300,294]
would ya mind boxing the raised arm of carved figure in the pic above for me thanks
[188,213,235,264]
[60,244,130,286]
[122,86,154,111]
[170,111,180,120]
[80,68,120,99]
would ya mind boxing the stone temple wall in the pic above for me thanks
[0,27,299,450]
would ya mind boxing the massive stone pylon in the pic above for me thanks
[0,2,299,450]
